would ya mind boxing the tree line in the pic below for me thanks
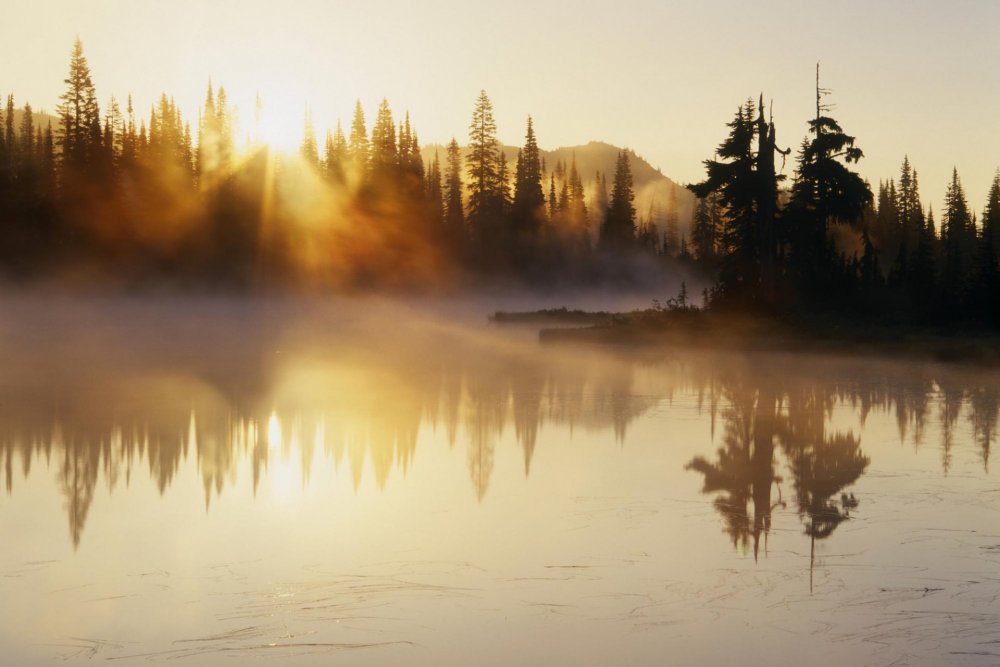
[0,39,687,289]
[1,42,997,327]
[687,67,999,327]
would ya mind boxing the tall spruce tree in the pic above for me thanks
[348,100,369,179]
[972,172,1000,322]
[57,38,101,172]
[511,116,544,237]
[369,98,397,180]
[324,121,348,184]
[300,109,319,167]
[444,138,464,231]
[466,90,500,231]
[941,168,973,315]
[599,150,636,250]
[787,75,871,299]
[689,101,761,303]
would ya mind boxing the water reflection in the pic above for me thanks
[0,312,997,553]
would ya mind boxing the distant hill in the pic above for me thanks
[422,140,695,237]
[9,108,60,133]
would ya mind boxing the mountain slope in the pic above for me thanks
[422,140,695,237]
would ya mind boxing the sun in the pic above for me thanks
[253,97,306,153]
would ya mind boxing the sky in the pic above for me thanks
[2,0,999,210]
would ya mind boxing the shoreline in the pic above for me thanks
[493,309,1000,366]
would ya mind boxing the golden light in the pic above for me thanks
[253,94,306,153]
[267,411,282,449]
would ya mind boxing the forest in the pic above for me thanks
[0,41,997,328]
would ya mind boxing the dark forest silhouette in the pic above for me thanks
[2,43,997,325]
[0,39,690,290]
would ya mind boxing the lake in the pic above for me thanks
[1,295,998,666]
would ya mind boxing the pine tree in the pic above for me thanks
[599,150,636,250]
[972,172,1000,323]
[19,102,34,158]
[348,100,369,179]
[691,195,716,262]
[689,101,760,302]
[466,90,500,230]
[4,96,15,166]
[324,120,348,184]
[941,168,973,314]
[57,38,101,171]
[300,109,319,167]
[567,154,588,244]
[511,116,544,237]
[496,146,511,215]
[548,173,557,221]
[786,73,871,301]
[591,171,609,220]
[426,150,444,227]
[369,98,397,179]
[443,137,464,230]
[102,97,123,167]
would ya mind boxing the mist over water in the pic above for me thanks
[0,293,998,666]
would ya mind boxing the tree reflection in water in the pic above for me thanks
[0,314,994,553]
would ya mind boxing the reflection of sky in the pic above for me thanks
[0,302,997,665]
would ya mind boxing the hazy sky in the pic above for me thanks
[3,0,999,209]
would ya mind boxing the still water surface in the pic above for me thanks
[0,297,998,665]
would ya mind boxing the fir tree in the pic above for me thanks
[443,137,464,230]
[370,98,397,179]
[691,194,717,262]
[324,120,348,184]
[426,151,444,227]
[690,101,761,302]
[941,168,973,313]
[57,38,101,171]
[599,150,636,250]
[511,116,544,237]
[348,100,369,178]
[466,90,500,229]
[300,109,319,167]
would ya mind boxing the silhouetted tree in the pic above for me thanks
[444,137,464,232]
[599,150,636,250]
[57,38,101,173]
[512,116,545,239]
[466,90,501,237]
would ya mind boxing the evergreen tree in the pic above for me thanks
[496,146,511,215]
[511,116,544,237]
[19,102,34,158]
[369,98,397,179]
[443,137,464,230]
[57,38,101,171]
[972,172,1000,323]
[591,170,609,219]
[599,149,636,250]
[941,168,973,314]
[548,173,557,221]
[691,194,717,262]
[897,156,922,251]
[426,150,444,227]
[300,109,319,167]
[466,90,500,230]
[348,100,369,179]
[324,120,348,184]
[689,101,761,302]
[786,82,871,299]
[567,154,589,245]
